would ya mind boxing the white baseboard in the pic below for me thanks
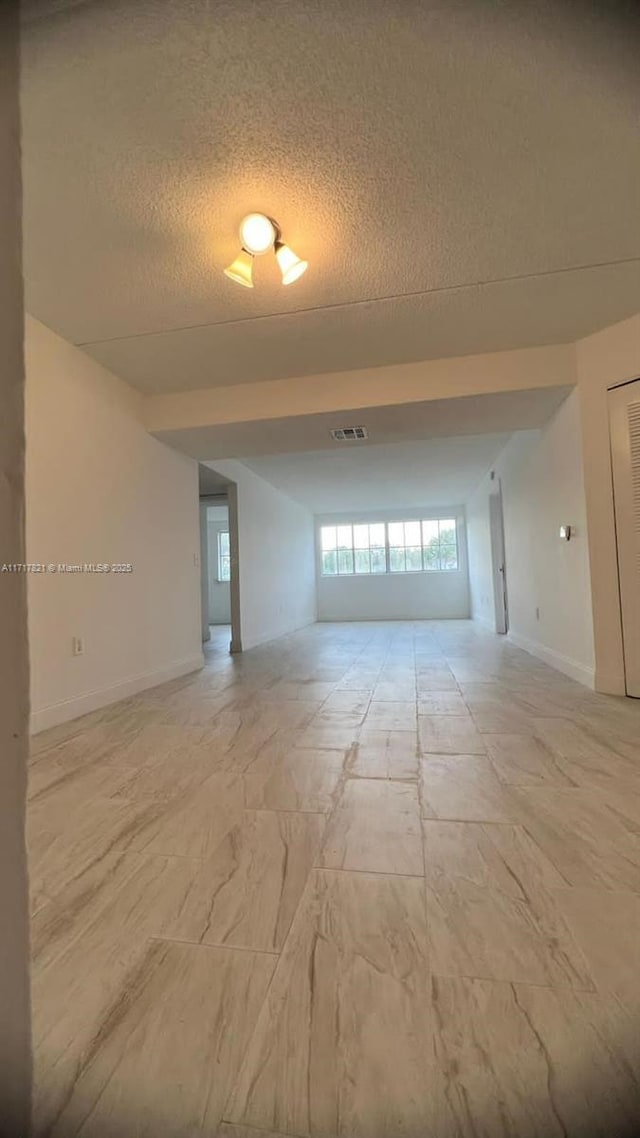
[507,631,595,689]
[317,612,470,623]
[30,653,205,735]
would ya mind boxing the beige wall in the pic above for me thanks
[26,318,203,732]
[575,313,640,694]
[0,3,32,1131]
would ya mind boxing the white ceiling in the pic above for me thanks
[156,385,570,461]
[240,434,510,514]
[21,0,640,394]
[195,386,568,513]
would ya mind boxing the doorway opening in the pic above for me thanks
[609,377,640,698]
[198,466,242,655]
[489,479,509,635]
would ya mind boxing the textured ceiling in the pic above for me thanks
[21,0,640,394]
[240,434,511,514]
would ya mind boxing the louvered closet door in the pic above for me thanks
[609,379,640,697]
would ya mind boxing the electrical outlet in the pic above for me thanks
[72,636,84,656]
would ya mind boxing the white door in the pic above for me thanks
[609,379,640,697]
[489,489,508,635]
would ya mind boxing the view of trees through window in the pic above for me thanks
[217,530,231,581]
[321,519,458,575]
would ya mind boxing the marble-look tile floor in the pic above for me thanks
[28,621,640,1137]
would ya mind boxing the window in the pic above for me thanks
[320,518,458,575]
[421,518,458,571]
[321,523,386,576]
[217,531,231,582]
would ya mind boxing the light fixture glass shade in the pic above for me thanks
[239,213,277,255]
[275,242,308,285]
[223,249,254,288]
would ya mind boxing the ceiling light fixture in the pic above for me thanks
[223,248,254,289]
[224,213,308,288]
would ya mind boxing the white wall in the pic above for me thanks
[26,317,203,732]
[467,391,595,686]
[316,508,470,622]
[466,490,496,631]
[0,5,32,1129]
[205,460,316,650]
[207,505,231,624]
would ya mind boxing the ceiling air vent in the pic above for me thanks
[330,426,369,442]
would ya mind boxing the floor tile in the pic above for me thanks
[226,869,432,1137]
[430,975,640,1138]
[484,732,576,787]
[418,692,468,716]
[512,786,640,890]
[364,700,417,731]
[424,821,592,987]
[319,779,423,875]
[165,809,326,952]
[348,728,420,780]
[244,748,345,812]
[421,757,518,822]
[39,940,275,1138]
[557,886,640,1013]
[419,715,486,754]
[126,773,245,858]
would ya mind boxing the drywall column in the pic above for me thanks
[0,3,33,1132]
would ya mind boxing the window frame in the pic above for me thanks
[318,516,461,578]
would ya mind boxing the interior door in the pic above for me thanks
[489,489,509,635]
[609,378,640,697]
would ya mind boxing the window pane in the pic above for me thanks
[321,526,337,551]
[370,523,385,548]
[322,550,337,575]
[405,546,423,572]
[440,545,458,570]
[438,520,456,541]
[354,549,371,574]
[422,519,439,545]
[337,525,353,550]
[220,556,231,582]
[405,520,421,546]
[388,522,404,546]
[371,547,386,573]
[338,549,355,574]
[389,547,406,572]
[219,531,230,557]
[423,543,440,570]
[353,524,370,550]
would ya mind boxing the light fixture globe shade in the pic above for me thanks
[275,242,308,285]
[223,249,254,288]
[239,213,277,256]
